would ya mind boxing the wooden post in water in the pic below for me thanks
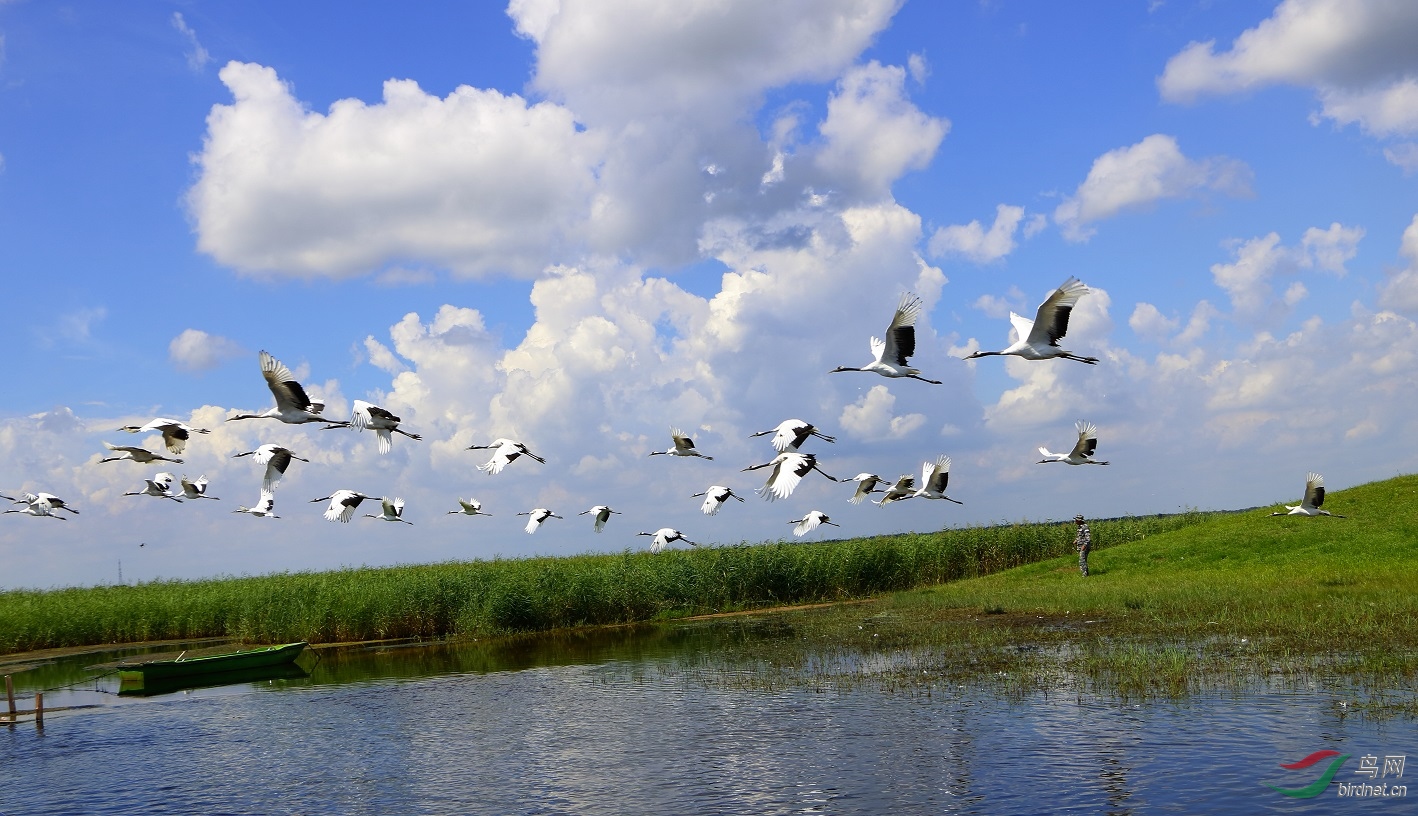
[5,674,14,718]
[34,691,43,728]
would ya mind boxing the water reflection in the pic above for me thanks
[2,620,1415,815]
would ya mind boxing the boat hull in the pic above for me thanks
[117,642,308,692]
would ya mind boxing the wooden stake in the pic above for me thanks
[34,691,43,728]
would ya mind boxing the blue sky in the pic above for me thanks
[2,0,1416,589]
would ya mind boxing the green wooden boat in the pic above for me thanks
[117,642,308,692]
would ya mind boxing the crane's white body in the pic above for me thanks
[518,508,561,533]
[234,445,309,492]
[6,492,79,515]
[1271,473,1344,517]
[911,455,963,504]
[579,505,620,532]
[638,527,694,553]
[470,438,546,475]
[228,351,334,425]
[874,474,916,506]
[99,441,183,465]
[750,419,835,452]
[692,485,744,516]
[124,472,181,501]
[448,498,490,517]
[342,400,421,455]
[233,490,279,519]
[366,497,413,524]
[1038,421,1109,465]
[118,418,210,454]
[312,490,373,523]
[848,473,884,504]
[649,428,713,459]
[965,277,1099,364]
[180,475,219,500]
[831,293,941,384]
[790,510,839,537]
[743,452,839,501]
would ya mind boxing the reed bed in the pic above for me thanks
[0,512,1206,654]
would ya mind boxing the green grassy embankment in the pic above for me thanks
[692,474,1418,702]
[0,512,1204,655]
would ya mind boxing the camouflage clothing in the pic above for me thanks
[1074,521,1091,577]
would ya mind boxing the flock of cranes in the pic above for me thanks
[4,277,1344,551]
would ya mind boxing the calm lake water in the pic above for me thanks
[2,622,1414,815]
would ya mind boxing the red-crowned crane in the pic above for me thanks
[447,498,490,517]
[336,400,422,454]
[911,455,963,504]
[789,510,839,537]
[228,350,337,425]
[517,508,562,533]
[691,485,744,516]
[1038,421,1110,465]
[311,490,374,523]
[1270,473,1345,517]
[847,473,885,505]
[743,452,839,501]
[366,497,413,524]
[233,490,280,519]
[830,293,942,384]
[99,441,183,465]
[649,427,713,460]
[233,445,309,492]
[579,505,620,533]
[179,475,219,500]
[964,277,1099,364]
[749,419,835,452]
[118,418,210,454]
[469,438,546,475]
[638,527,695,553]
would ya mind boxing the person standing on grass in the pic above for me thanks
[1073,514,1091,577]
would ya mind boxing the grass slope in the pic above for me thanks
[0,512,1204,655]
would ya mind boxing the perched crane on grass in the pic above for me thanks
[749,419,835,452]
[179,475,219,501]
[311,490,374,523]
[99,441,183,465]
[830,292,942,384]
[469,438,546,475]
[789,510,839,537]
[638,527,695,553]
[124,473,181,501]
[517,508,562,534]
[743,452,839,501]
[365,497,413,524]
[1270,473,1345,518]
[911,455,963,504]
[335,400,422,455]
[227,350,337,425]
[579,505,620,533]
[447,498,490,517]
[233,445,310,492]
[1038,421,1109,465]
[649,427,713,460]
[691,485,744,516]
[118,418,210,454]
[964,277,1099,365]
[233,490,279,519]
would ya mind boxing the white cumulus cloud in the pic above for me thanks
[169,329,245,373]
[927,204,1027,263]
[1053,135,1251,242]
